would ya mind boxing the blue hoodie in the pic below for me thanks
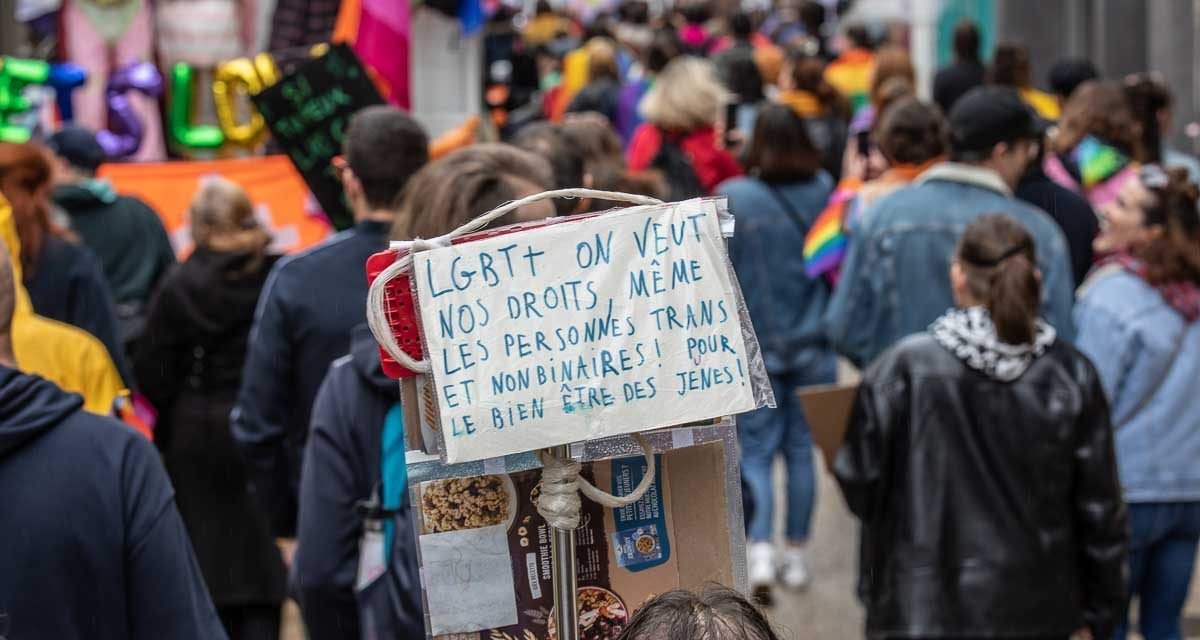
[294,324,423,640]
[0,366,225,640]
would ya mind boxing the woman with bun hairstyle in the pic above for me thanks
[1074,166,1200,640]
[835,214,1128,640]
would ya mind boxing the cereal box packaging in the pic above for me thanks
[406,427,741,639]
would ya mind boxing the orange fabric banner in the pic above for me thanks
[99,155,332,257]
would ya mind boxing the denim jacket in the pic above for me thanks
[718,173,835,375]
[1074,269,1200,503]
[824,163,1076,367]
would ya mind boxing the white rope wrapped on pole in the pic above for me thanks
[535,433,656,531]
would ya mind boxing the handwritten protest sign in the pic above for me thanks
[413,199,758,463]
[252,43,383,230]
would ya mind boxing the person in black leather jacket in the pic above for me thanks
[834,214,1128,640]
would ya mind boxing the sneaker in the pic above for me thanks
[779,545,810,590]
[747,541,775,588]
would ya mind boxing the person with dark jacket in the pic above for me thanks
[232,106,428,543]
[834,214,1128,640]
[295,144,556,640]
[932,20,985,114]
[294,325,423,639]
[713,12,766,134]
[0,141,128,382]
[565,37,623,126]
[135,178,286,640]
[0,241,225,640]
[776,51,850,181]
[1016,141,1099,287]
[47,126,175,349]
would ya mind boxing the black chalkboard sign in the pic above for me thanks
[253,43,384,230]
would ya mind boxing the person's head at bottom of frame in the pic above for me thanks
[615,586,781,640]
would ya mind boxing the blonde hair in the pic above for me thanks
[585,38,620,83]
[639,57,728,132]
[189,177,269,255]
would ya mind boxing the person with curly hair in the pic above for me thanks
[1075,166,1200,640]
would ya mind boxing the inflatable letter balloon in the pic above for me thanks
[47,63,87,123]
[168,63,225,151]
[97,61,164,159]
[0,57,50,142]
[212,53,279,147]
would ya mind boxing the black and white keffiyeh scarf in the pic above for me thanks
[929,307,1057,382]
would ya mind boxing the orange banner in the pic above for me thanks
[100,155,332,257]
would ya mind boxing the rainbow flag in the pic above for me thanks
[803,182,859,279]
[824,49,874,113]
[1074,135,1130,188]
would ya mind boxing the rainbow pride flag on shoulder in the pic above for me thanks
[803,179,860,280]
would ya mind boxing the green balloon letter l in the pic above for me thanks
[168,63,225,150]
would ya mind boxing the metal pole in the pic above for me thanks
[548,444,579,640]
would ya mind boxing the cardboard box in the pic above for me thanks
[797,383,859,469]
[410,439,735,640]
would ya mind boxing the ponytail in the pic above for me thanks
[985,253,1040,345]
[957,214,1042,345]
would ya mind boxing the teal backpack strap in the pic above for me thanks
[380,402,407,562]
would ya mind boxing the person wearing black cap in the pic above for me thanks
[824,87,1075,368]
[48,125,175,353]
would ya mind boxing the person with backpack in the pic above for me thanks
[293,145,556,640]
[627,56,742,199]
[715,104,834,601]
[835,214,1128,640]
[1074,166,1200,640]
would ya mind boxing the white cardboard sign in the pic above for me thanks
[413,199,757,463]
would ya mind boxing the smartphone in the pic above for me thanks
[724,101,740,147]
[854,128,873,156]
[856,130,871,157]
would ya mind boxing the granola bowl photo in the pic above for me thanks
[419,474,517,534]
[547,586,629,640]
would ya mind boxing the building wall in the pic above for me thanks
[994,0,1199,153]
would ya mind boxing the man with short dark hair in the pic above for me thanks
[48,125,175,349]
[825,87,1075,367]
[232,106,428,544]
[932,19,985,113]
[1047,58,1100,107]
[0,241,225,640]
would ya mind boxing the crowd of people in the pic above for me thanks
[1,2,1200,640]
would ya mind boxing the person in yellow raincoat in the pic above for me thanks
[0,192,123,414]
